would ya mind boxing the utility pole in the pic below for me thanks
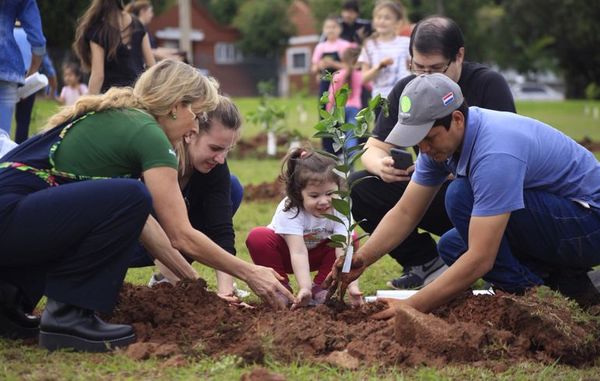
[178,0,192,64]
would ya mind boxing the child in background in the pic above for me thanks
[358,1,410,99]
[246,148,362,308]
[56,63,88,106]
[327,46,362,154]
[311,15,352,154]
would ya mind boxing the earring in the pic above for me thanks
[170,112,177,120]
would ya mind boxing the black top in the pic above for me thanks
[183,161,236,255]
[86,17,147,93]
[339,18,372,44]
[373,61,516,142]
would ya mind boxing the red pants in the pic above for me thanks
[246,227,358,288]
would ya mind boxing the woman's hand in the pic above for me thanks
[291,288,312,310]
[244,265,294,309]
[378,157,414,183]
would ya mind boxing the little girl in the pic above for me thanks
[358,1,410,99]
[56,63,88,106]
[327,46,362,154]
[246,148,362,308]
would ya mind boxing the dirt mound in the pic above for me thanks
[578,137,600,152]
[108,280,600,368]
[244,180,284,202]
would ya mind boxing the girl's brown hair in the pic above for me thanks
[280,148,341,217]
[124,0,152,16]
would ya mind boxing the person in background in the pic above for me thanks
[13,22,58,143]
[339,0,372,44]
[326,46,362,154]
[56,62,89,106]
[130,96,247,303]
[124,0,182,61]
[349,16,515,291]
[246,148,362,308]
[311,15,352,154]
[358,1,411,102]
[74,0,155,94]
[0,0,46,139]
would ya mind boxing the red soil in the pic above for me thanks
[108,280,600,369]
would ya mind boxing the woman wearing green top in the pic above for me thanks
[0,59,293,352]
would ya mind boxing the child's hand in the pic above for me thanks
[291,288,312,310]
[347,285,363,306]
[378,58,394,69]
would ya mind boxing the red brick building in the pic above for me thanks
[149,0,320,97]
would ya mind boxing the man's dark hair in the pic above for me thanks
[342,0,360,13]
[409,16,465,62]
[434,101,469,130]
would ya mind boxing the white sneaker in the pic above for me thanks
[147,273,171,288]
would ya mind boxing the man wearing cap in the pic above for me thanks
[349,16,515,291]
[331,73,600,313]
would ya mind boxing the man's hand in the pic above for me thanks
[347,285,364,306]
[378,157,414,183]
[371,298,406,320]
[322,255,367,301]
[244,265,294,309]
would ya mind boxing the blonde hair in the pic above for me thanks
[177,95,242,176]
[44,60,220,130]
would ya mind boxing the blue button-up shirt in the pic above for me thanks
[0,0,46,84]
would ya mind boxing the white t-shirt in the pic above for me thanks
[268,198,349,250]
[60,84,89,106]
[0,132,17,158]
[358,36,411,98]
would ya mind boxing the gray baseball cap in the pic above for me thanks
[385,73,464,147]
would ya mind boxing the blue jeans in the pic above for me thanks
[438,177,600,292]
[344,106,359,153]
[0,81,18,136]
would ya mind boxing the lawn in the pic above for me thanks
[2,97,600,380]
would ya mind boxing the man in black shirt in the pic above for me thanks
[350,16,515,290]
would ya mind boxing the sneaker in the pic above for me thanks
[147,273,171,288]
[387,256,448,290]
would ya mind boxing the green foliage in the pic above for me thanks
[204,0,242,25]
[232,0,296,58]
[314,72,387,285]
[585,83,600,100]
[246,81,287,134]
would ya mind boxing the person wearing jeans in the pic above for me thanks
[0,0,46,136]
[329,73,600,315]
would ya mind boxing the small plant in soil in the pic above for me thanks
[313,71,388,305]
[247,80,287,156]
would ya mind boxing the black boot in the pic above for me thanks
[39,299,135,352]
[0,281,40,339]
[546,269,600,307]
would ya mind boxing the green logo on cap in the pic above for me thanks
[400,95,411,113]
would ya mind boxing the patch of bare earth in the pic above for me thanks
[107,280,600,368]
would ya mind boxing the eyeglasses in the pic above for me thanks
[409,59,452,75]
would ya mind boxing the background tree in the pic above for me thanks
[232,0,295,58]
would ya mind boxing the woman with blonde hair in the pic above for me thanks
[0,60,292,352]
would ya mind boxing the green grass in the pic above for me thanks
[3,98,600,380]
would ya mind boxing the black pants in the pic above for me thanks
[349,170,452,267]
[0,179,152,312]
[14,93,35,143]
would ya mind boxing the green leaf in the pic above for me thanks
[319,108,332,120]
[334,189,350,198]
[332,198,350,216]
[332,141,343,154]
[321,213,345,224]
[335,164,350,173]
[330,234,348,243]
[340,123,355,132]
[327,241,345,248]
[315,149,340,161]
[368,94,381,110]
[319,92,330,105]
[313,130,333,138]
[335,87,349,108]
